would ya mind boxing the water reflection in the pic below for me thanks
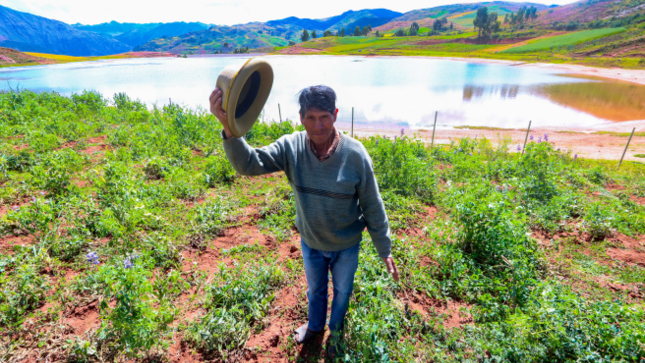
[1,56,643,129]
[463,84,519,101]
[526,75,645,122]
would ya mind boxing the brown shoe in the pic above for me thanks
[294,324,323,344]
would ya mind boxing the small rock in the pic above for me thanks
[289,245,298,253]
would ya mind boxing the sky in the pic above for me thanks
[1,0,576,25]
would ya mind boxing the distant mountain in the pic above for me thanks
[136,8,403,54]
[0,5,130,56]
[71,21,157,36]
[74,21,209,47]
[267,9,402,31]
[391,2,549,22]
[115,22,209,47]
[134,23,287,53]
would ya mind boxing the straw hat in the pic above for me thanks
[216,57,274,137]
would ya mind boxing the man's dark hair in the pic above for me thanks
[296,85,336,118]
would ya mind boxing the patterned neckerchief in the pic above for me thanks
[307,127,340,161]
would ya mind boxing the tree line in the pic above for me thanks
[300,24,373,42]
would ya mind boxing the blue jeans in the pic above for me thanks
[301,239,360,335]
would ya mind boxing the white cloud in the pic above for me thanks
[1,0,576,25]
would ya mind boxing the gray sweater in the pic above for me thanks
[222,130,392,258]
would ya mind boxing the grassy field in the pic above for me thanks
[25,52,91,62]
[0,47,55,68]
[0,90,644,362]
[502,27,628,53]
[23,52,175,64]
[275,25,645,70]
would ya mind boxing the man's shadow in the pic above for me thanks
[297,334,328,362]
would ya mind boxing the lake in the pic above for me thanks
[2,55,644,130]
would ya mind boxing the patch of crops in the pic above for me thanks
[0,90,644,362]
[503,27,627,53]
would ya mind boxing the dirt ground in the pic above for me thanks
[351,124,645,162]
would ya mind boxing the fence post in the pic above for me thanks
[521,120,532,156]
[351,107,354,138]
[619,127,636,168]
[431,111,438,148]
[278,103,282,122]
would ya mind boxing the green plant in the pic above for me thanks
[203,153,235,186]
[367,136,436,201]
[0,263,49,329]
[96,255,176,358]
[580,202,615,240]
[185,262,285,356]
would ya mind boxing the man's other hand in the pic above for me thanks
[209,87,233,139]
[382,257,399,282]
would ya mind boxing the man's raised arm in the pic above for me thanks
[210,87,287,176]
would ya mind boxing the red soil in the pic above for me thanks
[0,200,35,253]
[607,234,645,267]
[399,290,473,329]
[63,301,101,336]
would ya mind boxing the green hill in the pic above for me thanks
[273,0,645,70]
[135,9,403,54]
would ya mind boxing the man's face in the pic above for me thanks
[300,107,338,145]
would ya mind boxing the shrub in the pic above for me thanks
[203,153,235,186]
[97,256,176,358]
[368,136,436,201]
[580,202,615,240]
[517,142,559,202]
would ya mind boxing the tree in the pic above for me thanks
[433,19,443,31]
[488,12,500,34]
[301,29,310,42]
[375,30,380,37]
[367,24,372,32]
[450,22,453,30]
[395,28,406,37]
[288,40,295,46]
[528,6,538,21]
[361,26,369,36]
[311,30,317,39]
[323,30,332,37]
[354,26,361,36]
[410,22,420,36]
[340,27,346,37]
[473,6,489,38]
[510,7,526,27]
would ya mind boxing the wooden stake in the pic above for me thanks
[278,103,282,122]
[619,127,636,168]
[351,107,354,138]
[521,120,532,156]
[431,111,438,148]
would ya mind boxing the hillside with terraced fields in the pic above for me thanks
[273,0,645,70]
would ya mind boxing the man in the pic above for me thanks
[208,85,399,356]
